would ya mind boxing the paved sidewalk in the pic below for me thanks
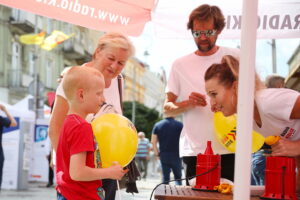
[0,173,163,200]
[0,159,171,200]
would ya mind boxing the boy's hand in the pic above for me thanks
[108,162,128,180]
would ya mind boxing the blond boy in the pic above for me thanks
[56,66,127,200]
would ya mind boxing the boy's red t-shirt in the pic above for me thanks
[56,114,102,200]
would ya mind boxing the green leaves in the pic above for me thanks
[123,101,162,139]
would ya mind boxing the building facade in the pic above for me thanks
[0,5,166,115]
[0,5,101,106]
[123,58,146,103]
[143,69,166,114]
[123,58,166,115]
[286,45,300,91]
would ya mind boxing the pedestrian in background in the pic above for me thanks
[135,132,151,179]
[265,74,285,88]
[149,145,161,177]
[151,116,183,185]
[0,104,17,190]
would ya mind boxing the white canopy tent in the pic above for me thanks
[0,0,299,198]
[14,95,51,182]
[0,0,298,39]
[0,100,35,189]
[234,0,258,199]
[152,0,299,39]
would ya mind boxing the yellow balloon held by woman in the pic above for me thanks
[265,136,281,146]
[91,113,138,168]
[213,112,265,153]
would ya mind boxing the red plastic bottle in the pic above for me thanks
[193,141,221,191]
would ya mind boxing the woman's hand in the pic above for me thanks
[271,139,300,157]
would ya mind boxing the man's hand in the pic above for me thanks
[188,92,207,107]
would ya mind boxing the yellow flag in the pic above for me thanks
[19,32,45,45]
[40,30,74,51]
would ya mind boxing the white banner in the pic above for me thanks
[29,119,50,182]
[152,0,300,39]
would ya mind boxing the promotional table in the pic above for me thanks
[154,184,261,200]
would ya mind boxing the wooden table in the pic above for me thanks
[154,184,261,200]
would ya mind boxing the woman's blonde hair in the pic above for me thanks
[205,55,265,91]
[93,32,135,59]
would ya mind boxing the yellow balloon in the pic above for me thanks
[213,112,265,153]
[91,113,138,168]
[265,136,280,146]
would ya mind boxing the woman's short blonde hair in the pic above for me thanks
[93,32,135,59]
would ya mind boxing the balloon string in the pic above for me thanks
[116,180,122,200]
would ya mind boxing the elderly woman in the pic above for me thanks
[204,54,300,191]
[49,32,135,200]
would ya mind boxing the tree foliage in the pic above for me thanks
[123,101,162,139]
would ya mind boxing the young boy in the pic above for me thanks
[56,66,127,200]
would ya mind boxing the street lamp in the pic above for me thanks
[131,64,136,124]
[267,39,277,73]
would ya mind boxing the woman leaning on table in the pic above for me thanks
[204,55,300,191]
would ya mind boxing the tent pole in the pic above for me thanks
[233,0,258,199]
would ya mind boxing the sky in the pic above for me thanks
[130,23,300,82]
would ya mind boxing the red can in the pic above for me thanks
[261,156,297,200]
[193,141,221,191]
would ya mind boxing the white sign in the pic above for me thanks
[152,0,300,39]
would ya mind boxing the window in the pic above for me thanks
[11,9,20,21]
[28,51,35,76]
[47,18,53,34]
[10,42,22,87]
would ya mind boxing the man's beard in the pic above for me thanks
[197,40,216,53]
